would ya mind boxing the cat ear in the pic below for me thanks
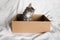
[28,3,32,7]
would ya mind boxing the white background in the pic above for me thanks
[0,0,60,40]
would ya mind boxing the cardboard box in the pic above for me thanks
[12,14,50,33]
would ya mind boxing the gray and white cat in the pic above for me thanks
[23,3,35,21]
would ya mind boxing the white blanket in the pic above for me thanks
[0,0,60,40]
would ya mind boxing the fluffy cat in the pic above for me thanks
[23,3,35,21]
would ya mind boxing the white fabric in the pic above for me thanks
[0,0,60,40]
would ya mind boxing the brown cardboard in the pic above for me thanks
[12,14,50,33]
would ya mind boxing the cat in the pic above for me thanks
[23,3,35,21]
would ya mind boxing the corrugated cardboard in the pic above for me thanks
[12,14,50,33]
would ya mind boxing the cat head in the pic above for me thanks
[24,3,35,13]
